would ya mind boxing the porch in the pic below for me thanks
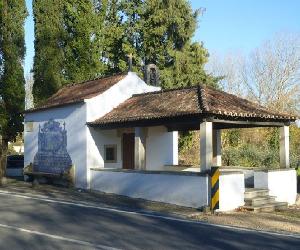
[87,85,297,211]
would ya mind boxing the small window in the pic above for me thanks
[104,145,117,163]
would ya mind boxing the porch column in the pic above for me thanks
[134,127,146,170]
[200,121,213,172]
[280,126,290,168]
[213,129,222,166]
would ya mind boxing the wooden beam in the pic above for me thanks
[212,119,288,129]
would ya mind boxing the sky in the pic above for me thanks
[24,0,300,75]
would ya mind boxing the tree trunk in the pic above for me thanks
[0,139,8,186]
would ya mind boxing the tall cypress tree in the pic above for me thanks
[33,0,108,103]
[32,0,65,104]
[102,0,127,74]
[63,0,107,83]
[0,0,27,179]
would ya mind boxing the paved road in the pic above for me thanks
[0,191,298,250]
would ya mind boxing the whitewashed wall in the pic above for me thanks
[24,73,179,190]
[88,128,122,169]
[91,169,209,208]
[85,72,160,123]
[24,103,88,188]
[85,73,160,187]
[146,126,178,170]
[254,169,297,205]
[219,172,245,211]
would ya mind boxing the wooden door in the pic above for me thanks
[122,133,135,169]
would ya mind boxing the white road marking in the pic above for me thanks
[0,189,299,240]
[0,223,121,250]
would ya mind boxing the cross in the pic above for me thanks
[127,53,133,72]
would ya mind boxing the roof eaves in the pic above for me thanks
[23,100,85,114]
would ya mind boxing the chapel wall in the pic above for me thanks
[145,126,178,170]
[87,128,122,169]
[24,102,88,189]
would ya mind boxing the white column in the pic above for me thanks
[280,126,290,168]
[134,127,146,170]
[213,129,222,166]
[200,121,213,172]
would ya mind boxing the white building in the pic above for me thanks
[24,72,298,211]
[24,72,180,189]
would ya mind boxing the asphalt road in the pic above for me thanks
[0,191,298,250]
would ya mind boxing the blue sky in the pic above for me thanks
[24,0,300,75]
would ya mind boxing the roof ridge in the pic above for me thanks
[132,85,198,97]
[197,84,209,112]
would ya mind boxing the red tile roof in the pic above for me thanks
[25,74,126,113]
[89,85,297,126]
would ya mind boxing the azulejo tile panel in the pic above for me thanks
[33,119,72,174]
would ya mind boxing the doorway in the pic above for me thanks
[122,133,135,169]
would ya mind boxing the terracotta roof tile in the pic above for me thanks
[89,85,297,126]
[25,74,126,113]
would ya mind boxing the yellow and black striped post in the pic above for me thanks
[210,167,220,212]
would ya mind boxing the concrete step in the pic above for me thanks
[243,202,288,212]
[244,196,276,206]
[244,188,269,199]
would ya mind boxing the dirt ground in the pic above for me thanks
[188,208,300,234]
[1,179,299,235]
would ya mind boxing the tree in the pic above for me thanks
[0,0,27,181]
[141,0,217,88]
[25,73,34,110]
[33,0,108,104]
[206,51,246,96]
[207,33,300,113]
[63,0,107,83]
[103,0,217,88]
[32,0,65,104]
[206,32,300,168]
[244,33,300,113]
[33,0,216,103]
[102,0,127,74]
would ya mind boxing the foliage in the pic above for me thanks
[222,143,279,169]
[32,0,65,104]
[33,0,108,104]
[32,0,217,104]
[178,131,194,152]
[0,0,27,181]
[290,125,300,169]
[221,126,300,169]
[63,0,107,83]
[0,0,27,143]
[202,33,300,169]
